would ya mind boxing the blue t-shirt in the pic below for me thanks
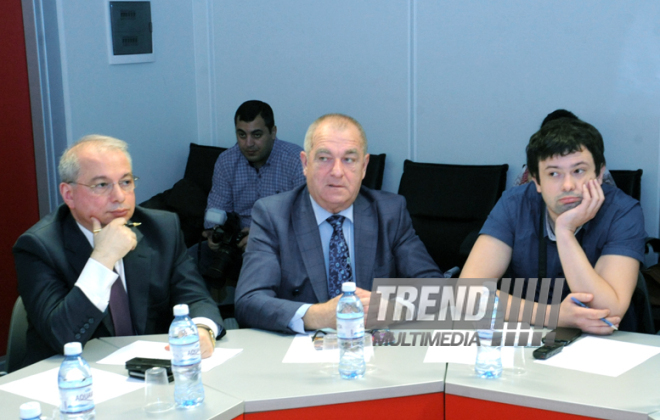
[480,182,646,300]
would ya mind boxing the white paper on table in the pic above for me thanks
[96,340,243,372]
[0,367,143,407]
[282,334,374,363]
[535,336,660,377]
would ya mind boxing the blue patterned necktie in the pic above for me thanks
[327,215,353,298]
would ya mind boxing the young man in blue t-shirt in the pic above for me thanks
[461,118,646,334]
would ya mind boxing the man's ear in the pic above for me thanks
[300,151,308,176]
[531,176,542,194]
[59,182,75,209]
[271,125,277,138]
[597,165,606,185]
[361,154,370,180]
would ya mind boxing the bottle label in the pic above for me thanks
[59,385,94,413]
[171,340,202,365]
[337,317,364,339]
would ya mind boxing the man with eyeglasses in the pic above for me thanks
[13,135,224,369]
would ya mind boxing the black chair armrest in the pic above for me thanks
[646,237,660,254]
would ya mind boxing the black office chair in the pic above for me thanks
[5,297,28,374]
[141,143,227,247]
[609,169,642,201]
[363,153,386,190]
[182,143,228,196]
[398,160,508,272]
[607,168,659,254]
[619,272,655,334]
[605,168,659,332]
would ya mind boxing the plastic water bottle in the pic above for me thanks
[19,402,41,420]
[336,282,365,379]
[475,295,503,378]
[169,304,204,408]
[58,342,95,419]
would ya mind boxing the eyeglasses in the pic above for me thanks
[70,176,138,196]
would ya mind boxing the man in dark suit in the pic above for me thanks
[235,114,443,333]
[14,135,224,368]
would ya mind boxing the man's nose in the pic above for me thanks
[562,175,576,191]
[330,158,344,177]
[109,183,126,202]
[246,136,255,147]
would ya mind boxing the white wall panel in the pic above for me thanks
[41,0,660,235]
[55,0,199,202]
[416,0,660,235]
[210,0,412,193]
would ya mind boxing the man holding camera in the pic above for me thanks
[199,100,305,285]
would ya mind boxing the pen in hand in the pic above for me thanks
[570,297,618,330]
[92,222,141,234]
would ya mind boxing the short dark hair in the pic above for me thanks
[234,100,275,133]
[541,109,578,128]
[526,118,605,182]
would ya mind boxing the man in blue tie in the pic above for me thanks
[235,114,443,333]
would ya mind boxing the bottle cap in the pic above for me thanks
[173,304,189,316]
[20,401,41,419]
[341,282,356,292]
[63,342,82,356]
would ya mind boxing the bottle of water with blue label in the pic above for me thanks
[336,282,366,379]
[169,304,204,408]
[58,342,95,419]
[475,294,503,378]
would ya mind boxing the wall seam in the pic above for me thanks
[408,0,417,162]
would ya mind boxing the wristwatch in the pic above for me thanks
[196,324,216,348]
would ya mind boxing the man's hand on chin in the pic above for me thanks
[555,179,605,234]
[90,217,137,269]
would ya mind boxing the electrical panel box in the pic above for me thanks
[106,1,154,64]
[110,1,151,55]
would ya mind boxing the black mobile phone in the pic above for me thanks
[542,327,582,346]
[125,357,173,382]
[532,342,564,360]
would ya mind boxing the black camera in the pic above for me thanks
[206,211,247,283]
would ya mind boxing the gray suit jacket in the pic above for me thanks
[13,205,223,368]
[235,185,442,332]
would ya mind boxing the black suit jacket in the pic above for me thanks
[13,205,223,368]
[235,185,443,332]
